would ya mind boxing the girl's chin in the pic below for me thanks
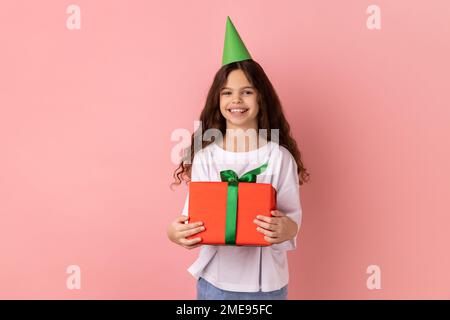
[226,118,256,128]
[227,116,247,124]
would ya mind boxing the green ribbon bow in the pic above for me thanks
[220,162,268,244]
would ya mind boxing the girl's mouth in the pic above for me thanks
[227,108,249,116]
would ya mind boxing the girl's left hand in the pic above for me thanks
[254,210,298,244]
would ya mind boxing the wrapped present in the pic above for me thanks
[187,162,276,246]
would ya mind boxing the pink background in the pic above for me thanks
[1,0,449,299]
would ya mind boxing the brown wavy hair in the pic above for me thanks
[171,59,310,188]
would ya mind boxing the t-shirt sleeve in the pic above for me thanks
[181,194,189,217]
[271,150,303,252]
[181,151,209,217]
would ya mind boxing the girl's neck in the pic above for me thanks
[221,131,267,153]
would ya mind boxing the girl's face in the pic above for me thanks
[219,69,259,130]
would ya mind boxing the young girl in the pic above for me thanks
[167,17,309,300]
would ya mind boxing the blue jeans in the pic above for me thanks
[196,277,288,300]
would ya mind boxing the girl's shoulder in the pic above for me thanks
[270,143,296,162]
[191,143,215,165]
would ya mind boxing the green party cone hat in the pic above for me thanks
[221,16,252,66]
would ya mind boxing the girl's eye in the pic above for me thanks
[221,90,253,95]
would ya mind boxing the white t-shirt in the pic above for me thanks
[181,140,302,292]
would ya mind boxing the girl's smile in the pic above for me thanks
[226,104,249,117]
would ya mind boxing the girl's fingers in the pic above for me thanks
[256,226,277,238]
[270,210,286,217]
[264,236,279,244]
[180,237,202,246]
[253,219,276,231]
[177,221,203,232]
[256,215,277,224]
[181,226,205,238]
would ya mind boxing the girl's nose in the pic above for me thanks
[232,95,242,103]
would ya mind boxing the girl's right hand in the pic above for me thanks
[167,215,205,250]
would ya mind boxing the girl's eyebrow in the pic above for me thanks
[221,86,255,90]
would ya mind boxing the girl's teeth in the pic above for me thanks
[230,109,247,113]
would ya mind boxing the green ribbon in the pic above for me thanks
[220,162,268,244]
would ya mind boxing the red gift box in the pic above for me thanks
[187,162,276,246]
